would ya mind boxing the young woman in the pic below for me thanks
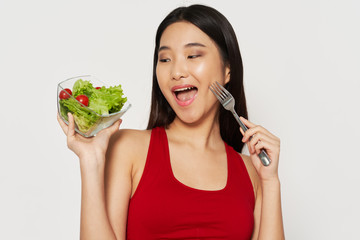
[58,4,284,240]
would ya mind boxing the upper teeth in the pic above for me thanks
[174,87,195,92]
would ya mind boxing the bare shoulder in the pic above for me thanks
[239,153,260,198]
[110,128,151,147]
[105,128,152,190]
[107,128,151,164]
[104,129,152,236]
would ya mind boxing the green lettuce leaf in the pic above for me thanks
[89,85,127,115]
[59,98,100,132]
[72,79,94,97]
[59,79,127,133]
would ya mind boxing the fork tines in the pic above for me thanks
[209,81,229,102]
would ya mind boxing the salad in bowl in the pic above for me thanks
[57,75,131,137]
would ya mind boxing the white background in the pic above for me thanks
[0,0,359,239]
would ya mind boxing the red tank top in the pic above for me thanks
[126,127,255,239]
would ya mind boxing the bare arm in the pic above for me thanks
[240,117,285,240]
[248,169,284,240]
[57,113,132,240]
[257,178,284,239]
[105,130,137,239]
[79,154,118,240]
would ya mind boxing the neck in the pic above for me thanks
[166,116,223,151]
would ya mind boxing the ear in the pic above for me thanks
[224,65,231,84]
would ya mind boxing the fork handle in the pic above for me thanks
[231,110,271,166]
[232,110,248,133]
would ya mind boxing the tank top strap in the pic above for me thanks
[130,126,168,200]
[148,126,168,161]
[224,142,255,209]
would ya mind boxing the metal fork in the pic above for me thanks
[210,81,271,166]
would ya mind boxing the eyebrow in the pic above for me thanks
[158,42,206,52]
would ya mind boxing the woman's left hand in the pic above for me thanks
[239,116,280,181]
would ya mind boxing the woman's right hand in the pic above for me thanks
[57,112,122,167]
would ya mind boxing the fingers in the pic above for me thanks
[107,119,122,134]
[248,132,278,153]
[253,139,271,155]
[67,112,76,138]
[96,119,122,138]
[240,116,256,128]
[239,117,280,155]
[240,117,277,143]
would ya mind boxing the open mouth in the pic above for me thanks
[172,85,198,106]
[174,86,198,101]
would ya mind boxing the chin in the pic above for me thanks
[173,110,204,125]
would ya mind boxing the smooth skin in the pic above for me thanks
[58,21,284,240]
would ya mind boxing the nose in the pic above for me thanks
[171,59,188,80]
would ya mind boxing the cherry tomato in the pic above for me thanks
[76,95,89,107]
[95,87,101,89]
[59,88,72,100]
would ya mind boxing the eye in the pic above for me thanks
[159,58,170,63]
[188,55,201,59]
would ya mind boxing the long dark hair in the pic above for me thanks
[147,4,248,153]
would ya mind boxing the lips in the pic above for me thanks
[171,84,198,107]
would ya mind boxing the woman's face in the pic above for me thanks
[156,21,230,124]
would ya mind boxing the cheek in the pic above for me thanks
[156,66,166,90]
[190,60,224,84]
[156,67,172,101]
[190,61,206,77]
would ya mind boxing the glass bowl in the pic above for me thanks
[57,75,131,137]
